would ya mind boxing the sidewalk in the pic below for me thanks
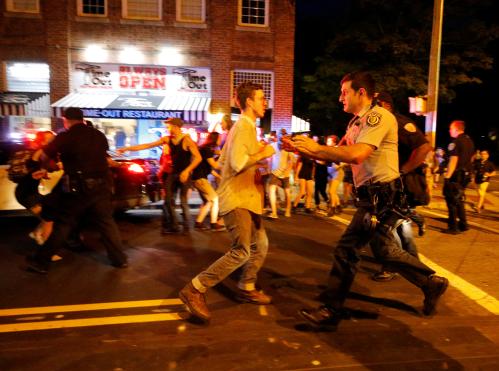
[426,182,499,214]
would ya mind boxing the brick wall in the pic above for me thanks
[0,0,295,130]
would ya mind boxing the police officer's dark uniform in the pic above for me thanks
[26,108,127,273]
[395,112,429,233]
[301,104,448,328]
[371,109,427,281]
[443,132,474,233]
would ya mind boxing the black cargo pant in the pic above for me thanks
[443,180,467,230]
[324,205,435,311]
[34,180,127,266]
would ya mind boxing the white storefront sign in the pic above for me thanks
[71,63,211,96]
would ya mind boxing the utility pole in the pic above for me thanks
[425,0,444,148]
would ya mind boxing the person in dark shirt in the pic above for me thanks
[26,107,128,274]
[473,150,496,213]
[192,132,225,231]
[118,118,201,234]
[443,120,475,234]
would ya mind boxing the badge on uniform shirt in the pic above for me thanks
[404,123,417,133]
[448,143,456,151]
[366,112,382,127]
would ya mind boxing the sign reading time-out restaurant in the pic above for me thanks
[71,62,211,96]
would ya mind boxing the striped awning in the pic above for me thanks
[0,92,51,117]
[52,93,211,125]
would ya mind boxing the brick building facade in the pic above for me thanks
[0,0,295,135]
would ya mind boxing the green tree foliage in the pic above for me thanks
[297,0,499,132]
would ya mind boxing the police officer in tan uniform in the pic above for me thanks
[287,72,449,329]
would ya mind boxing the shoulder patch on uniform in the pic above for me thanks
[448,143,456,151]
[404,123,417,133]
[366,112,381,127]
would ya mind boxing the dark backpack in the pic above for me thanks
[7,150,33,183]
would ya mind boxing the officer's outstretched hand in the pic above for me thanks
[292,135,320,157]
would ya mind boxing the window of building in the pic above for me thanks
[231,70,274,108]
[6,0,39,13]
[238,0,268,27]
[176,0,205,23]
[77,0,107,17]
[122,0,162,20]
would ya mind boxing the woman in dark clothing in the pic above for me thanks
[14,131,59,248]
[292,155,315,212]
[474,150,496,213]
[313,137,329,209]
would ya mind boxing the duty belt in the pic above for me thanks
[355,178,402,203]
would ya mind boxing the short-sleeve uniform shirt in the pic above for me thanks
[447,133,475,172]
[344,105,399,187]
[44,122,109,177]
[395,113,427,168]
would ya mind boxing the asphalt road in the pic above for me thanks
[1,203,499,370]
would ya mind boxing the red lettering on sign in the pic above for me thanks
[130,75,141,88]
[119,76,129,88]
[155,77,166,89]
[143,77,152,89]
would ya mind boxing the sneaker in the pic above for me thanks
[299,305,342,329]
[161,226,181,235]
[111,260,128,269]
[210,223,226,232]
[422,275,449,316]
[267,213,278,219]
[418,222,426,237]
[29,230,45,245]
[179,283,210,322]
[236,289,272,304]
[51,254,63,262]
[372,271,396,282]
[26,255,49,274]
[194,222,209,231]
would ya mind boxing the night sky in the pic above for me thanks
[294,0,498,159]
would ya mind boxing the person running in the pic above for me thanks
[179,81,275,323]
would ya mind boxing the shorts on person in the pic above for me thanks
[269,174,290,189]
[193,178,218,202]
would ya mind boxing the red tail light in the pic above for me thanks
[127,163,145,173]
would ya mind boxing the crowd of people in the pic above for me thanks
[11,74,495,330]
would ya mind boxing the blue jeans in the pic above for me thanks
[193,208,269,292]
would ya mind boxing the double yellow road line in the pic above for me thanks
[0,299,187,333]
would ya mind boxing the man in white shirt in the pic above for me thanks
[179,82,275,323]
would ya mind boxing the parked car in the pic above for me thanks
[0,140,152,215]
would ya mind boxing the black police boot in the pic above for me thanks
[422,275,449,316]
[299,305,342,330]
[26,255,49,274]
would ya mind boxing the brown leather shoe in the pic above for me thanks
[179,283,210,322]
[422,275,449,316]
[236,289,272,305]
